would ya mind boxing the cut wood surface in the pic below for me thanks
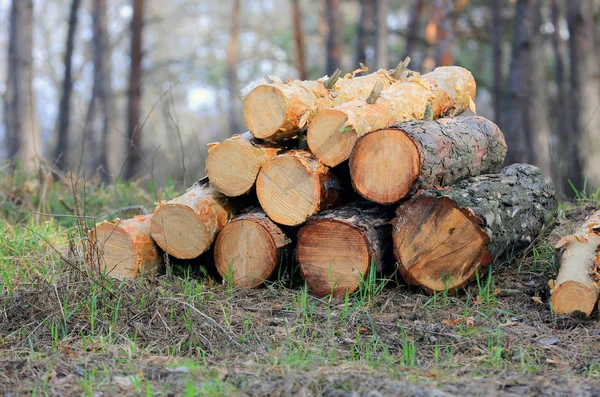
[551,210,600,316]
[297,204,392,297]
[205,132,282,197]
[350,116,507,204]
[256,150,345,226]
[91,214,163,279]
[214,209,292,287]
[393,164,556,292]
[242,68,405,142]
[307,66,476,167]
[150,183,233,259]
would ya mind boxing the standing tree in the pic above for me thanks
[567,0,600,190]
[291,0,307,80]
[405,0,425,61]
[226,0,241,136]
[355,0,376,68]
[4,0,40,172]
[433,0,454,67]
[490,0,504,129]
[124,0,145,180]
[375,0,389,69]
[325,0,342,73]
[54,0,82,172]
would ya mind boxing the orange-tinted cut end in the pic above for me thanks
[94,224,139,279]
[244,85,287,139]
[551,281,597,316]
[150,204,210,259]
[206,139,263,197]
[307,109,357,167]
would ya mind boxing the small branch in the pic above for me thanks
[392,56,411,80]
[422,100,433,121]
[324,68,342,89]
[366,82,384,105]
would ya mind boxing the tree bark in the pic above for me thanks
[375,0,389,69]
[355,0,376,68]
[434,0,454,67]
[325,0,342,73]
[349,116,507,204]
[393,164,557,292]
[291,0,307,80]
[54,0,82,172]
[405,0,425,60]
[214,209,292,287]
[5,0,39,172]
[551,210,600,316]
[491,0,504,129]
[308,66,477,167]
[124,0,145,180]
[297,203,393,297]
[226,0,241,135]
[567,0,600,190]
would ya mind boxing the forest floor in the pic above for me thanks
[1,168,600,396]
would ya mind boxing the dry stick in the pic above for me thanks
[392,56,411,79]
[422,100,433,121]
[366,82,384,104]
[324,68,342,89]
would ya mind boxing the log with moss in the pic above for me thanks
[349,116,507,204]
[214,209,292,287]
[550,210,600,316]
[90,214,163,279]
[256,150,345,226]
[150,182,234,259]
[307,66,476,167]
[297,204,393,297]
[205,132,284,197]
[393,164,556,292]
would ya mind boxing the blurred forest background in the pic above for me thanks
[1,0,599,198]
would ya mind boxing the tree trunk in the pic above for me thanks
[297,203,393,297]
[434,0,454,67]
[256,150,345,226]
[214,209,292,287]
[405,0,425,60]
[491,0,504,129]
[5,0,39,172]
[91,214,163,279]
[349,116,507,204]
[308,66,477,167]
[205,132,283,197]
[567,0,600,190]
[54,0,81,172]
[551,210,600,316]
[291,0,307,80]
[393,164,556,292]
[355,0,376,68]
[124,0,145,180]
[325,0,342,73]
[150,182,235,259]
[226,0,241,135]
[375,0,389,69]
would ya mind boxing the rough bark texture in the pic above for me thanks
[205,132,283,197]
[325,0,342,74]
[124,0,145,180]
[54,0,81,171]
[214,209,292,288]
[297,204,393,297]
[551,210,600,316]
[350,117,507,204]
[150,183,234,259]
[308,66,476,167]
[91,214,163,279]
[393,164,556,292]
[291,0,307,80]
[256,150,345,226]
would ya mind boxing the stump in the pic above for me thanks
[393,164,556,292]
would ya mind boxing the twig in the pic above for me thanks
[366,82,384,105]
[392,56,411,80]
[422,100,433,121]
[324,68,342,89]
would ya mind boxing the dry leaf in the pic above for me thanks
[499,321,517,327]
[546,358,561,364]
[575,235,589,243]
[554,235,576,249]
[532,296,543,304]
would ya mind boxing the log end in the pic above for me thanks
[206,138,264,197]
[92,222,141,280]
[297,219,371,297]
[214,219,278,287]
[551,281,597,316]
[307,109,357,167]
[256,155,320,226]
[393,197,493,292]
[244,85,287,139]
[350,129,420,204]
[150,203,212,259]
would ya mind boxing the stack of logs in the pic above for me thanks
[89,59,599,317]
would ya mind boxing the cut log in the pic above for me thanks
[307,66,476,166]
[297,204,393,297]
[150,183,234,259]
[393,164,556,292]
[349,116,507,204]
[242,67,407,142]
[550,210,600,316]
[91,214,163,279]
[205,132,282,197]
[256,150,345,226]
[214,209,292,287]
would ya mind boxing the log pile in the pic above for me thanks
[91,60,591,312]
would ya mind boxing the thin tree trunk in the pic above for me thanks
[355,0,375,68]
[491,0,504,129]
[567,0,600,190]
[375,0,389,69]
[226,0,241,136]
[291,0,307,80]
[405,0,425,60]
[325,0,342,73]
[5,0,39,172]
[434,0,454,67]
[54,0,82,171]
[124,0,145,180]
